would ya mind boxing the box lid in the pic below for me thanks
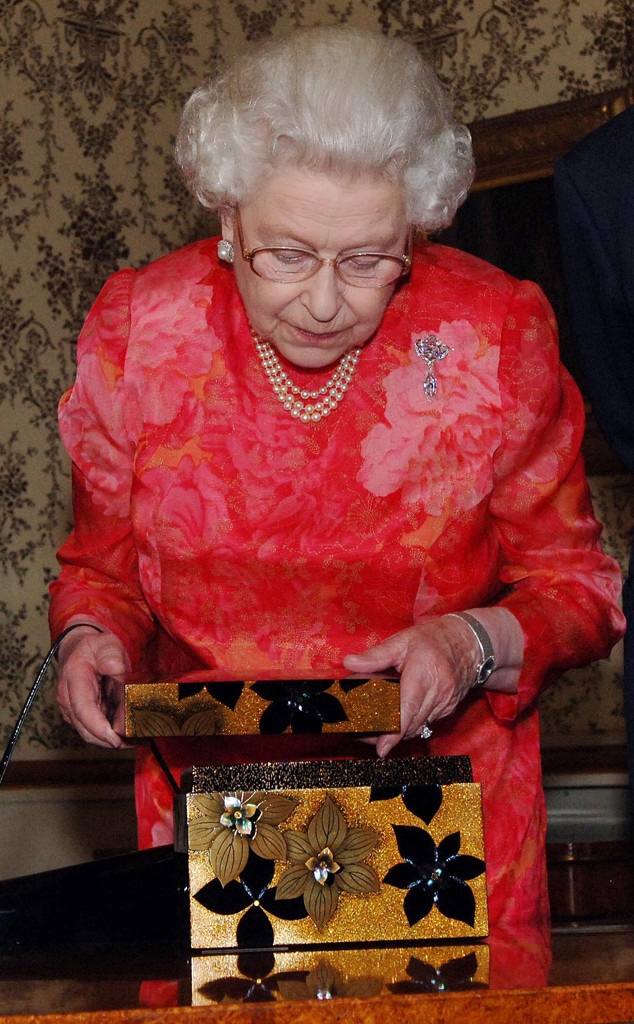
[182,755,473,792]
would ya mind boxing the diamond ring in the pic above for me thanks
[420,723,432,740]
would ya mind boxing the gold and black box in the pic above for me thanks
[124,673,400,738]
[189,942,490,1004]
[175,756,488,950]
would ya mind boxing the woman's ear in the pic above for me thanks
[218,208,236,264]
[220,207,236,245]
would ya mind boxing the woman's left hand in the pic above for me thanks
[343,608,523,757]
[343,617,478,757]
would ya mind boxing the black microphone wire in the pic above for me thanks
[0,623,103,786]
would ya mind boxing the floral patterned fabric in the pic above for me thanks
[49,239,624,935]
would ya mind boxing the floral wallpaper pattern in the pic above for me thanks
[1,0,632,756]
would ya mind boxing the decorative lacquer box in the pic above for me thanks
[189,942,490,1004]
[175,756,488,950]
[124,672,400,737]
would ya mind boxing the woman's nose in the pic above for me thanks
[300,264,342,322]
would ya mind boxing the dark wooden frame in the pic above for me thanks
[469,87,634,190]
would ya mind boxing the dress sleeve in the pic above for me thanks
[486,279,625,721]
[48,269,156,667]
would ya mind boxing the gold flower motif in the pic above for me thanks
[306,846,340,884]
[132,707,216,737]
[275,795,380,931]
[277,960,383,1001]
[189,790,297,886]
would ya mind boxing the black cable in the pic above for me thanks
[0,623,103,786]
[149,739,181,795]
[0,624,183,801]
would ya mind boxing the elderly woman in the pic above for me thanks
[50,26,624,942]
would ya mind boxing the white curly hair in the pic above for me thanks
[175,26,474,232]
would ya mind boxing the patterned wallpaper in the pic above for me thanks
[1,0,632,757]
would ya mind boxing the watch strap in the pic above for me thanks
[445,612,496,688]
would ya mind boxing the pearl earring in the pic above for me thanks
[217,239,234,263]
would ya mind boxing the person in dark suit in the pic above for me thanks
[554,103,634,792]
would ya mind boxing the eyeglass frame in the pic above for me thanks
[233,205,413,288]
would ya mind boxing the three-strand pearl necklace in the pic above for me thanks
[252,333,361,423]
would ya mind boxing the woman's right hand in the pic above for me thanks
[56,626,129,748]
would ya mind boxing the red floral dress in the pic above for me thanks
[50,239,624,939]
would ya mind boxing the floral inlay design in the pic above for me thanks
[130,680,244,737]
[276,795,380,931]
[193,850,308,949]
[250,680,348,733]
[387,951,483,994]
[384,822,485,928]
[131,706,216,737]
[277,960,383,1001]
[370,782,443,822]
[190,790,297,886]
[198,949,280,1004]
[220,794,260,836]
[197,952,383,1003]
[178,681,244,709]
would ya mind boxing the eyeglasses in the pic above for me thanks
[234,207,412,288]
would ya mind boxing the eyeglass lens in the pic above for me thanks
[251,248,406,287]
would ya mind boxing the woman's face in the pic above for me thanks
[221,168,409,370]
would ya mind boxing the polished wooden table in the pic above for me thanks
[2,848,634,1023]
[2,928,634,1023]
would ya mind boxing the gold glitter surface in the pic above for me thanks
[123,676,401,737]
[190,943,490,1004]
[183,766,487,949]
[184,755,473,792]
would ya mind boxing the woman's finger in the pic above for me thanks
[57,632,128,747]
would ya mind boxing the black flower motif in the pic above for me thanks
[384,826,485,927]
[178,681,244,710]
[387,951,485,994]
[370,783,443,824]
[250,680,348,733]
[337,676,375,694]
[194,850,308,948]
[197,951,308,1003]
[198,951,278,1003]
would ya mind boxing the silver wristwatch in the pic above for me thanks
[446,612,496,688]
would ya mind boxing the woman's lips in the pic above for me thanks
[293,326,345,342]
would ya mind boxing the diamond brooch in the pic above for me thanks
[414,334,450,400]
